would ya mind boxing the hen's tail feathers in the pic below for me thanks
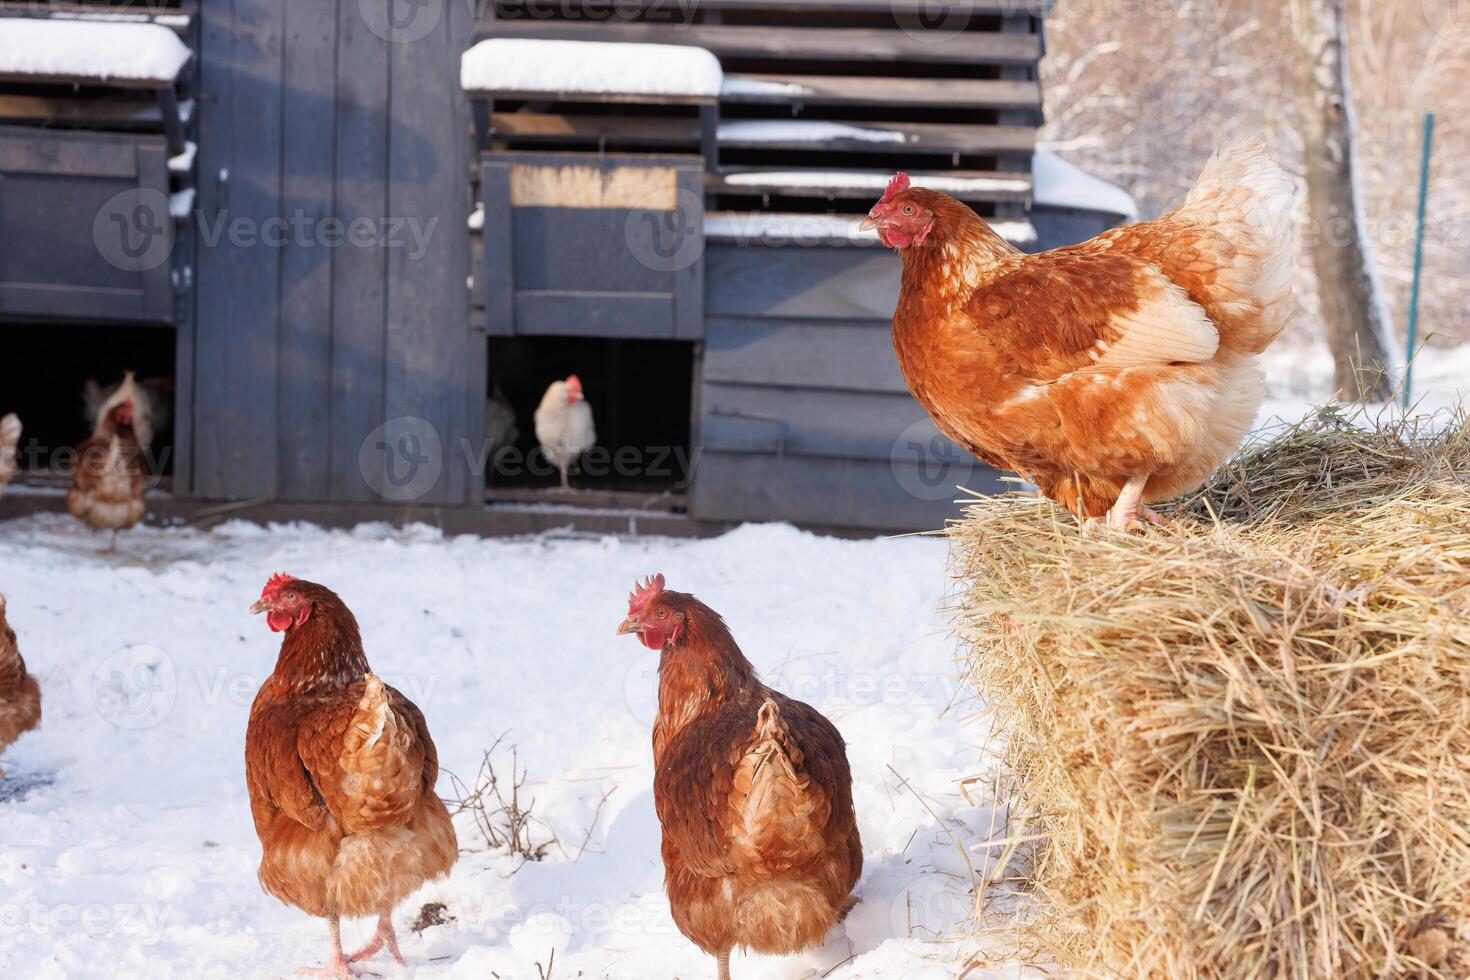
[1,593,25,695]
[1179,140,1298,355]
[729,698,831,877]
[337,673,424,835]
[0,414,20,493]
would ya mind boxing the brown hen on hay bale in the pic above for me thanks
[949,408,1470,979]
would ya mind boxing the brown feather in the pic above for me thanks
[244,581,456,919]
[0,595,41,760]
[649,591,861,959]
[882,143,1295,518]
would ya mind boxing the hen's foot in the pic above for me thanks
[295,952,354,979]
[347,913,405,967]
[1095,474,1150,533]
[1139,505,1174,528]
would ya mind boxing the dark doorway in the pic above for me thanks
[485,336,695,498]
[0,322,176,480]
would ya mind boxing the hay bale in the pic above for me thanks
[949,409,1470,978]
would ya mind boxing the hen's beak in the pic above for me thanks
[858,213,882,232]
[249,598,271,615]
[616,616,641,637]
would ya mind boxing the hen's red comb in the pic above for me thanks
[880,172,911,204]
[260,572,296,598]
[566,374,582,392]
[628,573,666,615]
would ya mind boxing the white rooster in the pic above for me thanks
[534,375,595,491]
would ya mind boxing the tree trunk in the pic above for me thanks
[1292,0,1396,403]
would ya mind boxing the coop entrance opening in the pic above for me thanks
[484,336,695,502]
[0,321,177,484]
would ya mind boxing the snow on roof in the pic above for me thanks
[167,141,196,174]
[1031,149,1138,220]
[705,211,1036,246]
[0,19,191,84]
[718,120,909,145]
[721,170,1031,194]
[169,188,194,220]
[460,38,722,99]
[721,76,811,98]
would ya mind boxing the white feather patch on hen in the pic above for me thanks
[1092,272,1219,370]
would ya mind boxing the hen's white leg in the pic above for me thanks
[346,911,404,966]
[297,914,353,979]
[1106,475,1150,531]
[716,949,732,980]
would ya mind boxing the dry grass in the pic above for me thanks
[949,408,1470,978]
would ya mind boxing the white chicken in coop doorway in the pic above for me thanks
[534,375,595,491]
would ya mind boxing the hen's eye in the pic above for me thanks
[902,204,915,215]
[286,592,297,601]
[657,607,669,620]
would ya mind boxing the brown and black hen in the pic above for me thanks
[245,574,456,978]
[618,574,861,980]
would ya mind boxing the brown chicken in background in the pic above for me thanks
[83,374,170,454]
[0,413,20,499]
[864,141,1296,529]
[67,372,147,550]
[617,575,861,980]
[245,574,456,978]
[0,594,41,777]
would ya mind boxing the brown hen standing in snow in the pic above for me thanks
[863,141,1296,529]
[67,372,147,550]
[617,575,861,980]
[245,574,456,978]
[0,594,41,778]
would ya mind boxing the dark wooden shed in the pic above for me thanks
[0,0,1134,535]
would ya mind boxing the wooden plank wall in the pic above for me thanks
[692,244,1006,530]
[193,0,476,504]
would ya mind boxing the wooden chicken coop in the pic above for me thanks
[0,0,1134,536]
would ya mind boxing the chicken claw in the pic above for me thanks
[346,913,405,967]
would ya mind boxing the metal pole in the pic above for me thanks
[1403,112,1435,409]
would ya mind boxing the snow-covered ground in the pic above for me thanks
[1257,340,1470,430]
[0,520,1015,980]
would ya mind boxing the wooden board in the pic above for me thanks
[384,0,477,506]
[0,127,173,323]
[192,0,283,499]
[491,0,1046,13]
[275,0,337,501]
[478,20,1041,65]
[700,382,933,460]
[702,317,906,393]
[719,120,1034,155]
[705,244,899,320]
[328,0,391,503]
[689,451,1005,532]
[709,168,1030,203]
[721,73,1041,109]
[482,151,704,341]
